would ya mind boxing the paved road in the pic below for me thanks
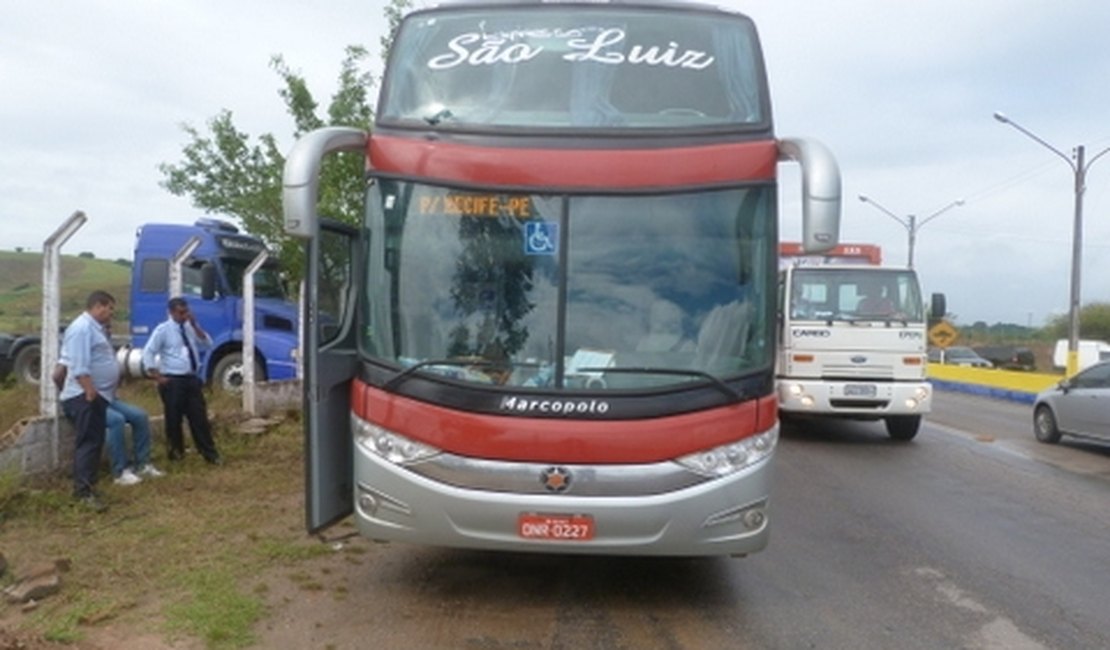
[930,389,1110,480]
[258,390,1110,649]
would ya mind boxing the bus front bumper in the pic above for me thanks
[349,438,775,557]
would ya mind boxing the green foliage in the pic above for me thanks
[1044,302,1110,342]
[159,0,413,282]
[958,321,1040,345]
[159,45,379,282]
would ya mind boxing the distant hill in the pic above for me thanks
[0,251,132,333]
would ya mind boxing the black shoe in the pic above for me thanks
[205,455,224,466]
[168,449,185,462]
[75,493,109,513]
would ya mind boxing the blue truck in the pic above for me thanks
[118,218,300,389]
[2,218,300,390]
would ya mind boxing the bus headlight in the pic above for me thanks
[351,414,440,465]
[675,427,778,477]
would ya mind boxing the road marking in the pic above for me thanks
[913,567,1049,650]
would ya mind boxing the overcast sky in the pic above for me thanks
[3,1,1110,327]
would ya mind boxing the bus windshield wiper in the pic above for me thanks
[424,107,454,125]
[576,366,744,403]
[383,358,495,392]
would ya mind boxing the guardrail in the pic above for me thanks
[927,365,1061,404]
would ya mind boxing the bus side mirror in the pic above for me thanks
[778,138,842,253]
[200,263,217,301]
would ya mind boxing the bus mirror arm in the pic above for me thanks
[778,137,842,254]
[283,127,369,239]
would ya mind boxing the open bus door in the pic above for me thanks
[303,218,360,534]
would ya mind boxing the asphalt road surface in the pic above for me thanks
[257,390,1110,649]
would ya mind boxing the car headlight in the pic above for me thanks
[351,414,440,465]
[675,427,778,477]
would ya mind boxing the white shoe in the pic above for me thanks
[137,464,165,478]
[114,468,143,486]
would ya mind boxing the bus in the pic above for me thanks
[283,0,841,556]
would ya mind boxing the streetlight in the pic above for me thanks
[994,111,1110,376]
[857,194,965,268]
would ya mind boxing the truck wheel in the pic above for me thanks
[1033,405,1062,444]
[778,412,802,433]
[211,352,265,392]
[13,343,42,385]
[884,415,921,441]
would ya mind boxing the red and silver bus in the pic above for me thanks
[283,0,840,556]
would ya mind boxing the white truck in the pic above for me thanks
[776,244,943,440]
[1052,339,1110,374]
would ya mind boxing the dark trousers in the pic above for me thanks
[158,375,219,461]
[63,394,108,497]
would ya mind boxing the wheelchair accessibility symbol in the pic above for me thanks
[525,222,558,255]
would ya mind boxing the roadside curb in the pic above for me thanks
[926,364,1063,406]
[929,379,1036,405]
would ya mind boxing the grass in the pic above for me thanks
[0,381,351,649]
[165,572,266,648]
[0,250,132,333]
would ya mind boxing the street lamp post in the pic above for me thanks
[857,195,964,268]
[994,111,1110,376]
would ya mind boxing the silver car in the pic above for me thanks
[1033,360,1110,444]
[938,346,993,368]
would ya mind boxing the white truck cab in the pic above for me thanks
[776,253,942,440]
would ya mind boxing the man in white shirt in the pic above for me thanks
[141,297,223,465]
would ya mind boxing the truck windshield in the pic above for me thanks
[221,258,287,299]
[788,268,924,322]
[379,4,765,130]
[362,180,774,390]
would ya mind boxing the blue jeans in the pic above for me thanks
[106,399,152,477]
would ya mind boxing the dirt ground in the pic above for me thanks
[1,518,370,650]
[0,405,367,650]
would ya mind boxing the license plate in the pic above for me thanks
[518,513,595,541]
[843,384,877,397]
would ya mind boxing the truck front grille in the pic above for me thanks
[822,365,894,380]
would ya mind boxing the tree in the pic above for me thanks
[159,0,412,281]
[159,47,370,281]
[1044,302,1110,342]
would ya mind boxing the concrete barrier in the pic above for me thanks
[927,365,1061,404]
[0,379,301,482]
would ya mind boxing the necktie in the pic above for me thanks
[180,322,198,373]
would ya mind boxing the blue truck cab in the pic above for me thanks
[126,218,299,389]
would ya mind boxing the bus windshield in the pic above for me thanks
[362,181,774,390]
[380,4,766,130]
[788,268,924,322]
